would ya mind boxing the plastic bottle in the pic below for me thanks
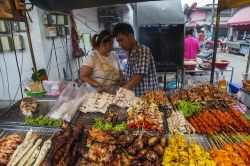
[218,75,227,92]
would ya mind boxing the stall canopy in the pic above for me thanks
[137,0,184,25]
[228,6,250,29]
[30,0,159,10]
[219,0,250,10]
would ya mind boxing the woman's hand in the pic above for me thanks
[119,78,125,86]
[96,86,104,93]
[119,70,126,87]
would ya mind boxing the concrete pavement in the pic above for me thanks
[217,52,248,83]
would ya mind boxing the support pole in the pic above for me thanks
[211,0,216,35]
[210,2,221,84]
[25,21,37,72]
[245,52,250,78]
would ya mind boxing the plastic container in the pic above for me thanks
[218,75,228,92]
[184,61,196,70]
[24,89,45,97]
[213,60,230,70]
[229,83,241,94]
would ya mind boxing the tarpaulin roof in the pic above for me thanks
[137,0,184,25]
[228,6,250,27]
[30,0,159,10]
[186,21,198,27]
[219,0,250,10]
[190,11,206,22]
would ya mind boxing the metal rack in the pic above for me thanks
[0,125,62,138]
[0,98,58,127]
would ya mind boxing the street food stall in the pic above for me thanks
[0,0,250,166]
[227,6,250,55]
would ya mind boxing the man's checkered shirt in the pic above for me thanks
[126,43,159,96]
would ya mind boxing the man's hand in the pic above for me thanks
[122,74,144,90]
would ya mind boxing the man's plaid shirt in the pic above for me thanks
[126,43,159,96]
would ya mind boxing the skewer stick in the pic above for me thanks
[228,126,246,142]
[221,132,234,144]
[48,130,57,140]
[213,136,222,149]
[0,130,5,137]
[209,137,217,149]
[232,135,241,144]
[205,138,212,150]
[215,133,226,145]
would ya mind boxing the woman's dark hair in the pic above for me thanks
[113,22,134,36]
[91,30,113,48]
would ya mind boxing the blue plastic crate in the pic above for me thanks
[229,83,242,94]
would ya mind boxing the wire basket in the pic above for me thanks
[242,80,250,93]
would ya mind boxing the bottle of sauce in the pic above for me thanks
[218,75,227,92]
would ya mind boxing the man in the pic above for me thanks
[184,29,201,61]
[113,23,159,96]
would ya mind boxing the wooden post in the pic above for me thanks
[25,21,37,72]
[210,1,221,84]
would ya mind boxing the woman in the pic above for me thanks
[81,30,124,93]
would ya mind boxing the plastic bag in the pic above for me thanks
[42,80,66,96]
[47,83,88,122]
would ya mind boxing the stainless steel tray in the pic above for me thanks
[72,105,128,128]
[0,98,58,127]
[73,105,170,132]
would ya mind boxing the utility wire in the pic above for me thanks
[52,37,61,79]
[2,51,11,102]
[0,65,6,99]
[46,39,55,77]
[10,23,23,99]
[47,11,98,33]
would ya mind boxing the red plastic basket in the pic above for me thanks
[210,60,230,70]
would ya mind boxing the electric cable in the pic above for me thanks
[10,23,23,99]
[0,65,6,99]
[2,51,11,102]
[52,38,61,79]
[1,31,25,108]
[61,35,73,81]
[47,11,98,33]
[65,35,73,81]
[46,39,55,76]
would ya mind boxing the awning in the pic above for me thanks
[228,6,250,27]
[185,21,206,27]
[186,21,198,27]
[190,11,206,22]
[29,0,159,10]
[219,0,250,10]
[137,0,184,25]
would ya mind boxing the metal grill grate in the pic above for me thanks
[0,125,62,138]
[0,98,58,127]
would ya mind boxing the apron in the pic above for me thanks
[86,51,120,93]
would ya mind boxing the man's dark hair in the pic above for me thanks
[185,29,193,36]
[113,22,134,36]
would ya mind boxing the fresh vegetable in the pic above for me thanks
[178,100,202,117]
[94,117,127,132]
[25,116,63,127]
[113,122,127,132]
[243,114,250,122]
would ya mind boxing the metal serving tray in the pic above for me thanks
[73,105,170,133]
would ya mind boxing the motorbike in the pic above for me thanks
[204,37,224,50]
